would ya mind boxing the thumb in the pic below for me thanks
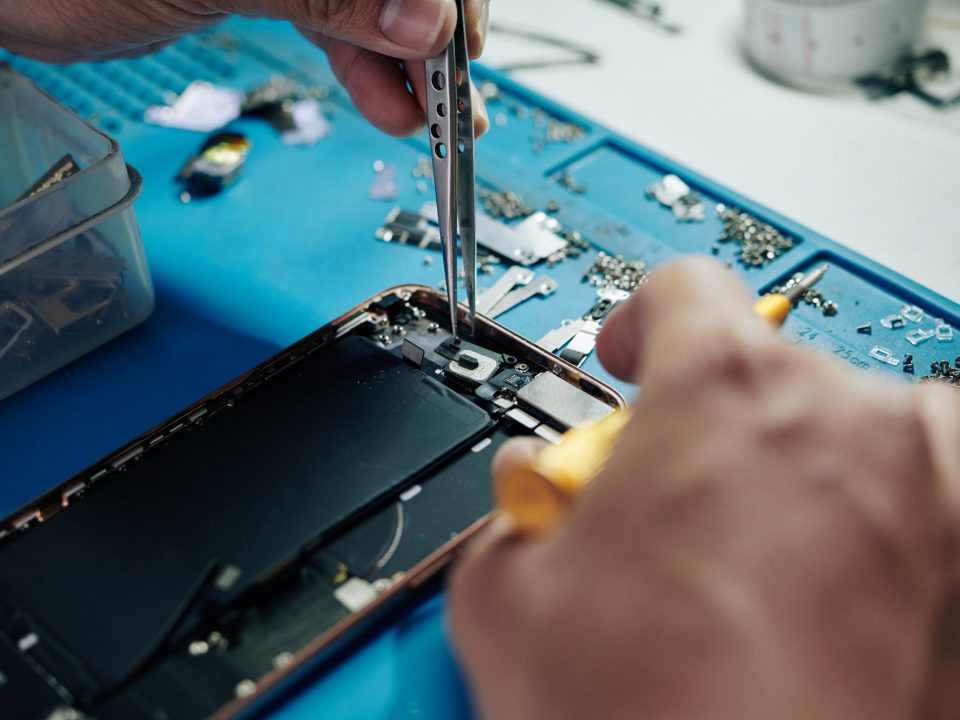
[221,0,458,58]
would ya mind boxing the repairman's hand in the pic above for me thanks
[0,0,489,137]
[450,258,960,720]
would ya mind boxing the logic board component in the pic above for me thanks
[447,349,500,384]
[517,371,614,429]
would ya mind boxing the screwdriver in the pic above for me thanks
[497,264,831,534]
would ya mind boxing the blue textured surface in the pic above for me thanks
[1,17,958,719]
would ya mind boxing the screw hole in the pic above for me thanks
[431,71,445,91]
[431,123,442,139]
[435,142,447,159]
[436,103,446,117]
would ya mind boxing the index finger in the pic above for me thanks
[595,257,769,385]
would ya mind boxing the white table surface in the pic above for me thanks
[482,0,960,304]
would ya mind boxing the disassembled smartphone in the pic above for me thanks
[0,286,625,720]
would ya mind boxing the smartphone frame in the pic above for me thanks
[1,285,627,718]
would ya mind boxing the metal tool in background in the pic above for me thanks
[743,0,929,83]
[425,0,477,339]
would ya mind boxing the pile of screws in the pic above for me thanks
[545,118,587,144]
[557,170,587,195]
[582,252,649,293]
[411,155,433,194]
[716,204,798,268]
[920,357,960,390]
[546,228,591,266]
[771,272,838,317]
[479,187,533,220]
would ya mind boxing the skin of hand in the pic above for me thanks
[449,257,960,720]
[0,0,490,137]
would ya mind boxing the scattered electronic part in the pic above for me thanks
[518,370,614,429]
[412,155,434,182]
[546,229,590,266]
[587,287,631,322]
[716,204,798,268]
[880,313,906,329]
[900,304,925,323]
[542,115,588,144]
[560,320,604,367]
[905,328,936,347]
[557,169,588,195]
[936,321,954,342]
[144,80,244,132]
[857,323,872,334]
[582,252,649,292]
[278,99,332,146]
[869,345,899,366]
[903,353,914,374]
[501,212,570,265]
[478,187,533,220]
[178,131,251,199]
[921,357,960,391]
[420,203,569,266]
[369,163,400,201]
[645,174,706,222]
[16,154,79,201]
[487,275,559,318]
[476,266,535,315]
[770,271,838,317]
[242,75,332,143]
[376,208,442,249]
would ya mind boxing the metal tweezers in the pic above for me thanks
[425,0,476,339]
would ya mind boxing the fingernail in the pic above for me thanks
[472,83,489,136]
[478,0,490,48]
[381,0,454,52]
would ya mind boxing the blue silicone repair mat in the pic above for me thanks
[1,17,958,719]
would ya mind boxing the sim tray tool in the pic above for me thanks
[426,0,476,339]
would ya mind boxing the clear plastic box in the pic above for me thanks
[0,65,154,400]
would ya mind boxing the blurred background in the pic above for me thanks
[483,0,960,303]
